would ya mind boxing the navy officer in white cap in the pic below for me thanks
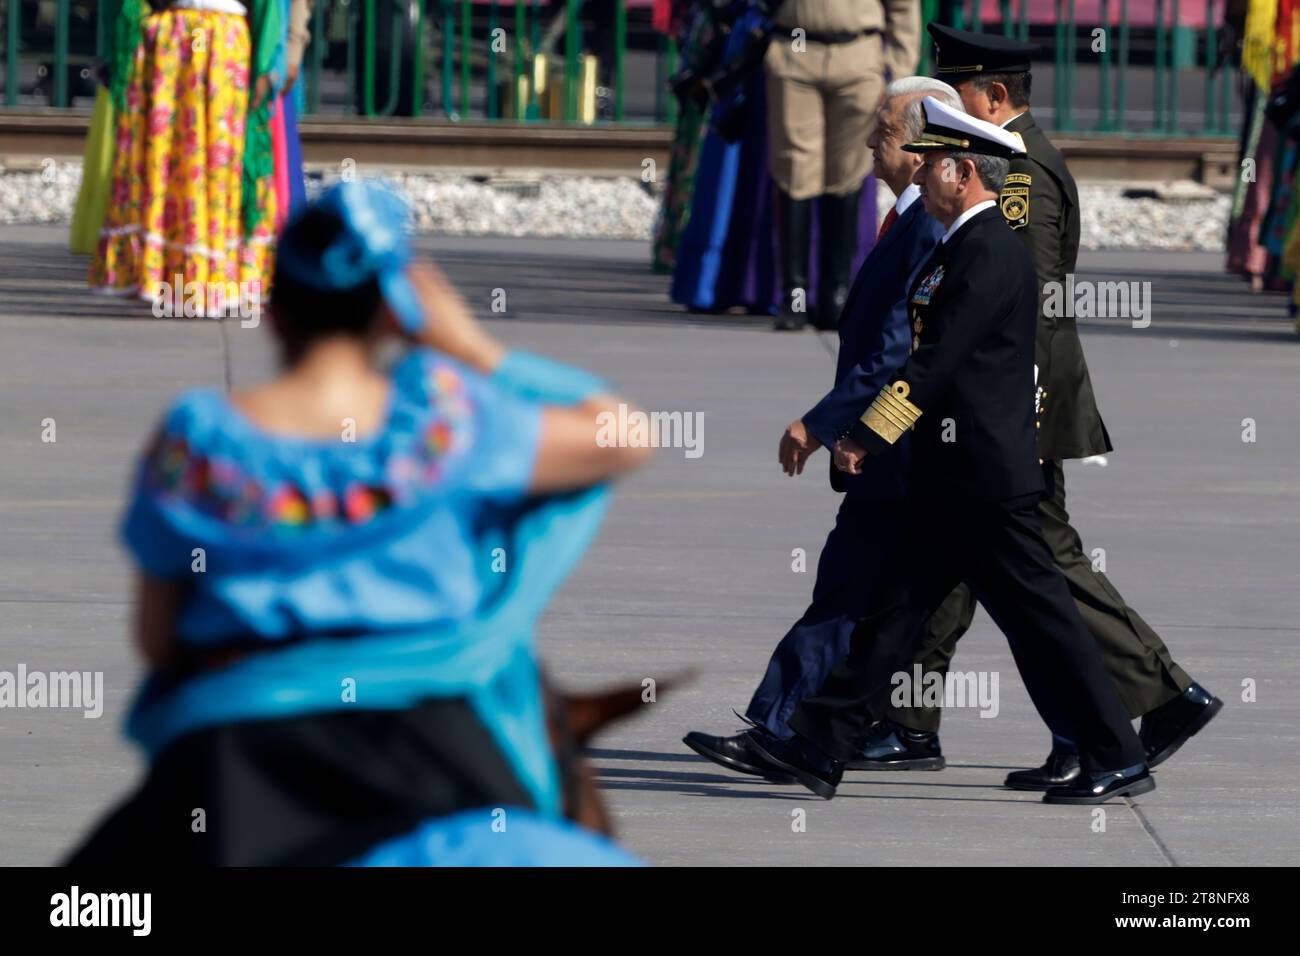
[877,22,1221,790]
[746,98,1155,806]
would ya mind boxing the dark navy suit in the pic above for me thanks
[745,195,946,738]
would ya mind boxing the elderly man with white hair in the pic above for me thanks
[747,96,1154,806]
[684,77,961,781]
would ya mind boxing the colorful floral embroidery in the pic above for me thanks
[144,363,475,533]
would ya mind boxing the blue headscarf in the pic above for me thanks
[276,178,428,334]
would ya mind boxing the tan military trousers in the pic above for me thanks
[764,32,885,199]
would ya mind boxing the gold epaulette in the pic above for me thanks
[860,381,922,444]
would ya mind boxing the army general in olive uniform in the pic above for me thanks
[864,25,1223,789]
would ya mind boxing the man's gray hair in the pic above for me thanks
[884,77,964,140]
[947,151,1011,193]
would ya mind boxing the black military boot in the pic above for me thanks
[814,185,861,330]
[844,719,945,770]
[1139,682,1223,768]
[773,189,813,331]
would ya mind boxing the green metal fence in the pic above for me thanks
[0,0,1240,135]
[919,0,1236,135]
[295,0,625,122]
[0,0,630,121]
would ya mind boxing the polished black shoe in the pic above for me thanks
[1004,748,1082,791]
[1042,764,1155,805]
[746,732,842,799]
[682,730,797,783]
[1139,682,1223,768]
[844,720,945,771]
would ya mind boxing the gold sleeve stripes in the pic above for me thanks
[859,381,922,444]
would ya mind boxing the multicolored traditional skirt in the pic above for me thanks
[89,10,276,312]
[651,100,706,274]
[69,86,117,256]
[270,90,307,230]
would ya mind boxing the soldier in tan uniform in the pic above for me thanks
[766,0,920,330]
[284,0,315,93]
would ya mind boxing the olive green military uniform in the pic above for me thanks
[886,110,1194,733]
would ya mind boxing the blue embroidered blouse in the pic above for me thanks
[120,348,612,821]
[125,348,541,643]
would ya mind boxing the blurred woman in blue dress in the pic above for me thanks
[68,181,649,866]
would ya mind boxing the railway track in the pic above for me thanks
[0,109,1238,185]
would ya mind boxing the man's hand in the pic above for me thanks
[834,437,868,475]
[778,419,822,476]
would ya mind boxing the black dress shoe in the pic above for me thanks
[682,730,797,783]
[746,732,842,800]
[845,720,945,771]
[1004,748,1082,791]
[1139,682,1223,768]
[1042,764,1155,805]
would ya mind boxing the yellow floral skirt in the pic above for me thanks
[90,10,275,314]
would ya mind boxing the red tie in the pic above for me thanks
[877,207,899,240]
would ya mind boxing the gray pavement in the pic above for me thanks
[0,224,1297,866]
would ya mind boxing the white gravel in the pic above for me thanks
[0,159,1230,252]
[1077,183,1231,252]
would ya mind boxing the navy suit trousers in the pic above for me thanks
[744,492,908,739]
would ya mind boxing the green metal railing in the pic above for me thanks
[316,0,613,120]
[921,0,1236,136]
[0,0,630,122]
[0,0,1239,135]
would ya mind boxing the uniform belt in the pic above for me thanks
[799,28,881,44]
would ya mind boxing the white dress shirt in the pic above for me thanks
[941,199,997,244]
[894,183,921,216]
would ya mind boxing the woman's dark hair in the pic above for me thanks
[270,206,385,346]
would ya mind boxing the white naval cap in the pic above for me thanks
[902,95,1027,159]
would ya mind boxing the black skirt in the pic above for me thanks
[65,698,536,866]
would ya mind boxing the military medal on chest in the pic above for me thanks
[910,264,944,350]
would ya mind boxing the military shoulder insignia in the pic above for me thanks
[1001,172,1032,230]
[911,265,945,305]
